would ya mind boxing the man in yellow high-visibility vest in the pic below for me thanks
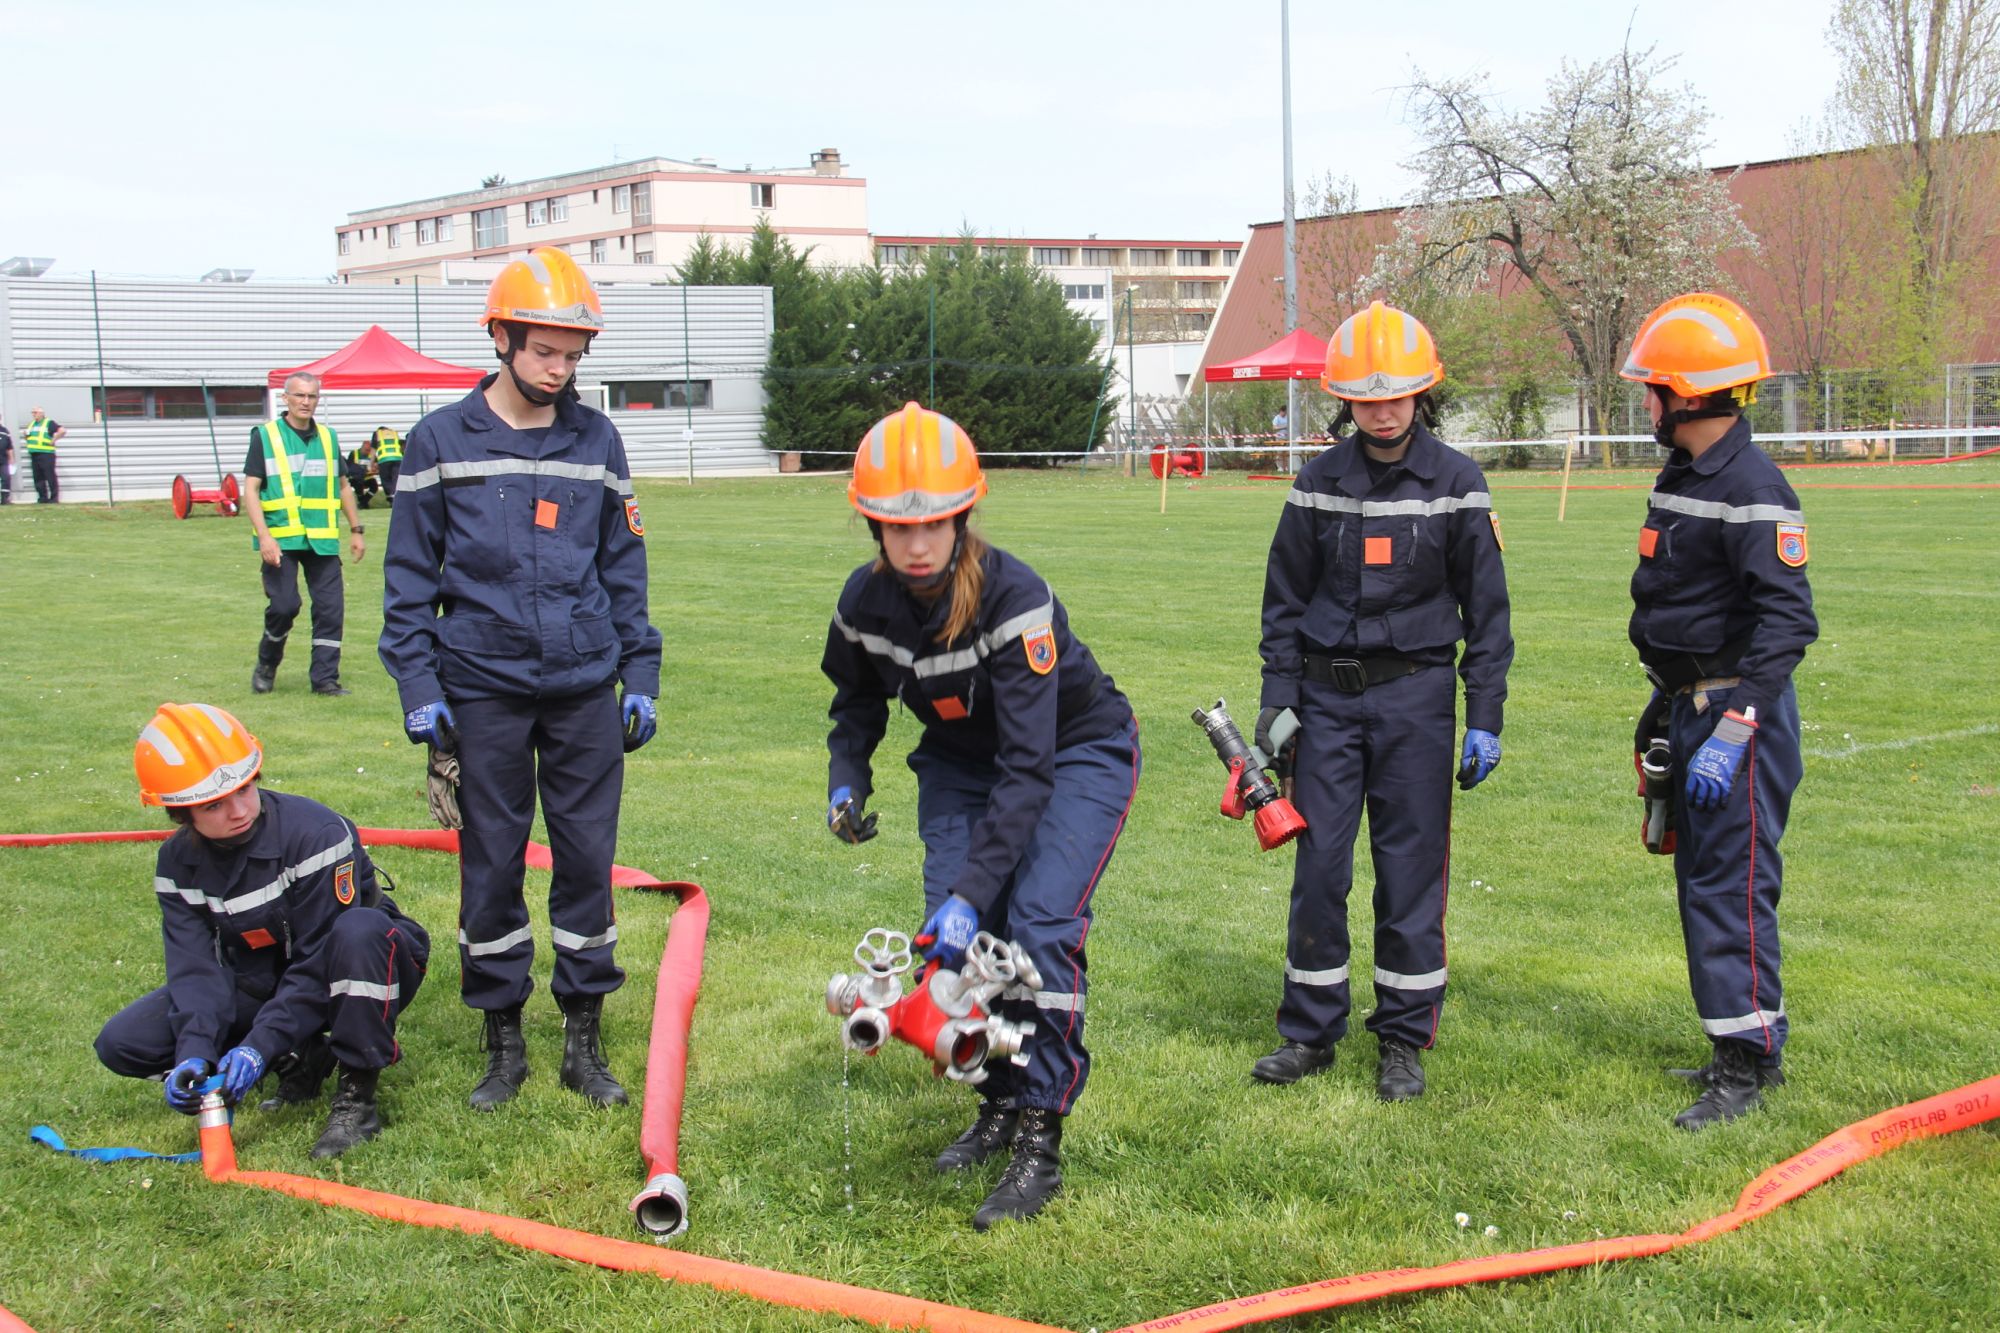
[371,425,405,498]
[22,407,65,503]
[245,373,366,696]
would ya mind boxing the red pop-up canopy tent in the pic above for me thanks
[1201,327,1328,383]
[267,324,484,393]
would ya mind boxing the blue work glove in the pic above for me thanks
[827,785,878,844]
[405,699,456,749]
[621,693,657,752]
[914,894,979,970]
[1686,709,1757,813]
[1458,728,1502,790]
[164,1057,211,1114]
[216,1045,267,1104]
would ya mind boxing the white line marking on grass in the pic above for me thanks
[1807,724,1999,759]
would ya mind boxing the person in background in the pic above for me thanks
[1621,292,1815,1131]
[1251,301,1513,1103]
[346,436,382,508]
[822,402,1140,1231]
[244,372,366,696]
[371,425,405,499]
[22,407,64,503]
[0,420,14,504]
[96,702,429,1160]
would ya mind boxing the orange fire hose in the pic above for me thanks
[6,827,1996,1332]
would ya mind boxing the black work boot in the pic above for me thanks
[972,1107,1063,1231]
[558,993,628,1107]
[1669,1045,1786,1090]
[1376,1039,1426,1102]
[258,1034,335,1112]
[1673,1039,1764,1130]
[251,663,276,694]
[469,1004,529,1111]
[310,1066,383,1159]
[1251,1038,1335,1085]
[935,1101,1021,1173]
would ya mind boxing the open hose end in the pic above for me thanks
[1253,799,1307,851]
[843,1007,889,1054]
[630,1172,689,1240]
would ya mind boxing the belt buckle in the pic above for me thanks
[1327,658,1367,693]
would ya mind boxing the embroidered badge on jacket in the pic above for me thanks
[1776,522,1808,568]
[1022,624,1057,675]
[624,496,645,537]
[1489,512,1505,552]
[334,861,356,906]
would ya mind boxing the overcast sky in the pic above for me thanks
[3,0,1843,280]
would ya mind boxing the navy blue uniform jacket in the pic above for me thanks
[379,375,662,711]
[154,791,427,1066]
[1259,426,1513,732]
[821,545,1133,913]
[1629,418,1817,717]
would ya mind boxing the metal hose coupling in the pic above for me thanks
[629,1171,690,1240]
[197,1088,232,1131]
[826,927,1045,1082]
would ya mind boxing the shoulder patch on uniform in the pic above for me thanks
[1776,522,1808,568]
[1022,623,1057,675]
[1488,511,1505,552]
[624,496,645,537]
[334,861,356,906]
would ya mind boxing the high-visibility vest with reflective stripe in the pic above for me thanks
[374,430,403,462]
[257,419,340,554]
[23,420,55,453]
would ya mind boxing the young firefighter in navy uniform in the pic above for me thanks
[380,247,660,1112]
[822,403,1141,1231]
[1620,292,1816,1130]
[1253,301,1512,1102]
[96,703,429,1159]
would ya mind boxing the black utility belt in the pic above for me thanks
[1302,653,1424,693]
[1641,638,1749,695]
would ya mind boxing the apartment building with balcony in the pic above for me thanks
[871,235,1241,343]
[337,149,869,284]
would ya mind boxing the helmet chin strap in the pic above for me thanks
[870,515,966,593]
[497,323,569,407]
[1649,384,1736,449]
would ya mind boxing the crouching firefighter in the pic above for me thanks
[1621,292,1816,1130]
[379,246,661,1112]
[95,703,430,1160]
[821,403,1141,1230]
[1253,301,1513,1102]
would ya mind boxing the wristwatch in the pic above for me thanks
[352,525,366,534]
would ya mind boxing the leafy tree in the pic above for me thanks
[673,232,733,286]
[1385,43,1753,447]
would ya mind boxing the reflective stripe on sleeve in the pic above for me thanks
[459,925,533,956]
[1375,965,1447,990]
[551,924,617,952]
[1285,960,1350,986]
[329,979,400,1002]
[1033,990,1083,1014]
[1649,492,1803,525]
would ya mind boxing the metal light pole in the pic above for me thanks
[1280,0,1300,472]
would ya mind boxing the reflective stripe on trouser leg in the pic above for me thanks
[1672,681,1799,1058]
[1358,667,1454,1048]
[301,551,344,689]
[454,695,541,1011]
[1280,675,1367,1046]
[535,685,626,998]
[911,720,1140,1113]
[259,552,303,667]
[325,908,430,1069]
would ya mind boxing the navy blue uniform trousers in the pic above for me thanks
[1671,681,1800,1059]
[259,549,345,689]
[454,686,625,1010]
[911,721,1140,1114]
[1280,664,1454,1050]
[96,909,426,1074]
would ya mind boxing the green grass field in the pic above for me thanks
[1,460,1996,1332]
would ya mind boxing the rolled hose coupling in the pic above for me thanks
[629,1171,690,1241]
[825,928,1043,1082]
[1192,698,1307,850]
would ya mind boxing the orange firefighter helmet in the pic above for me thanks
[134,702,263,808]
[1321,300,1445,401]
[848,402,988,523]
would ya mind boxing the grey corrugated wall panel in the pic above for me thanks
[0,277,774,501]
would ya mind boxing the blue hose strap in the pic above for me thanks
[29,1075,225,1163]
[29,1125,202,1164]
